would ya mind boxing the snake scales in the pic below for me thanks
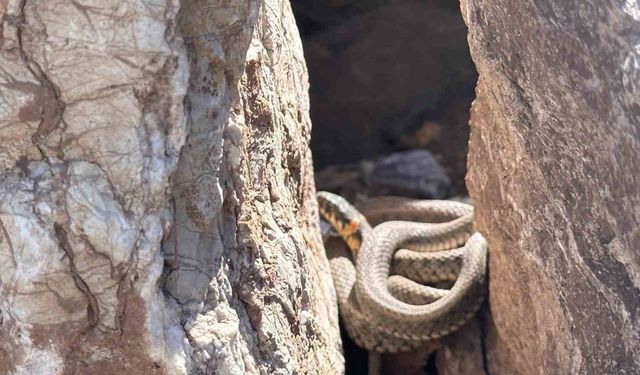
[317,191,488,352]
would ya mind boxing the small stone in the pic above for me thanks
[367,150,451,199]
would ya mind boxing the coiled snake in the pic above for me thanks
[317,191,488,354]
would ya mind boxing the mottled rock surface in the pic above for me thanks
[168,0,342,373]
[0,0,341,374]
[462,0,640,374]
[0,1,188,373]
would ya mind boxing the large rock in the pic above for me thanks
[315,149,452,202]
[461,0,640,373]
[0,0,341,373]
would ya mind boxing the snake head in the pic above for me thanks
[317,191,367,253]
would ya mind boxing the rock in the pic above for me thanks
[399,121,442,150]
[378,341,442,375]
[368,150,451,199]
[0,1,187,373]
[315,161,373,202]
[0,0,342,373]
[315,149,452,201]
[460,0,640,373]
[398,98,473,195]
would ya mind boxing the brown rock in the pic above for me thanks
[436,316,487,375]
[462,0,640,373]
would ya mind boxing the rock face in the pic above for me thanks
[462,0,640,373]
[0,0,341,374]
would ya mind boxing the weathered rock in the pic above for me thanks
[169,1,344,373]
[368,150,451,199]
[461,0,640,373]
[0,0,341,374]
[0,1,188,373]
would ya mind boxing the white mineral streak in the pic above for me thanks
[11,328,64,375]
[624,0,640,21]
[1,0,340,373]
[0,0,189,373]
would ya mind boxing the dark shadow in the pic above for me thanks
[293,0,477,197]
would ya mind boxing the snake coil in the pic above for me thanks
[318,191,488,352]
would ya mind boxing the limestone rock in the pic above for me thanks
[0,0,341,373]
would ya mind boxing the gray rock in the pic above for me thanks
[368,150,451,199]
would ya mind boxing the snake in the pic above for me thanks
[317,191,488,353]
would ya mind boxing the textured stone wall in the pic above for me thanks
[462,0,640,373]
[170,0,342,373]
[0,0,341,373]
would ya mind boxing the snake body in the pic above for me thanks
[318,191,488,352]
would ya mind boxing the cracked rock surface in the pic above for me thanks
[459,0,640,374]
[0,0,341,374]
